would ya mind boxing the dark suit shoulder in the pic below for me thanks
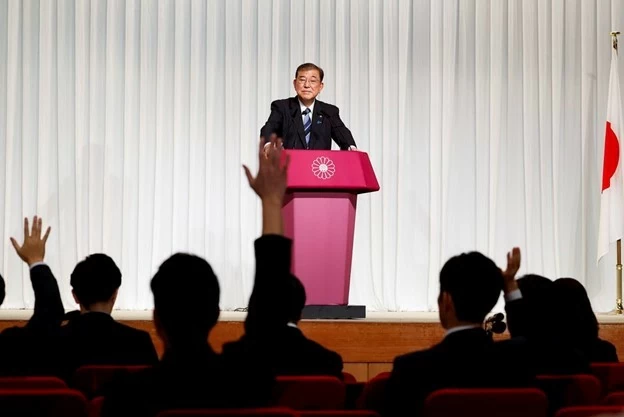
[316,100,339,114]
[270,98,294,107]
[292,331,343,368]
[110,320,152,338]
[591,338,619,362]
[394,343,442,367]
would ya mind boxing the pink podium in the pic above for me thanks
[282,150,380,319]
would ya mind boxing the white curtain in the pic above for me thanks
[0,0,623,312]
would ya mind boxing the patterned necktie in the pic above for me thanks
[302,108,311,145]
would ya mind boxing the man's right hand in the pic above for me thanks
[10,216,51,266]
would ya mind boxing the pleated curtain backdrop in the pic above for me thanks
[0,0,623,312]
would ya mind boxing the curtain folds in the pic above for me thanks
[0,0,622,312]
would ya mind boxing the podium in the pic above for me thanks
[282,150,380,319]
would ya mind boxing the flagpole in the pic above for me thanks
[613,31,623,314]
[617,239,623,313]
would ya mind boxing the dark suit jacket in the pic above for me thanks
[0,264,65,376]
[505,298,590,375]
[222,325,344,379]
[587,338,618,362]
[54,311,158,380]
[384,328,534,417]
[224,234,343,378]
[260,97,357,150]
[101,345,274,417]
[101,235,286,416]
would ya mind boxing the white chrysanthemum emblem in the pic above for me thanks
[311,156,336,180]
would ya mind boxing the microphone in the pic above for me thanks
[484,312,507,336]
[484,312,504,324]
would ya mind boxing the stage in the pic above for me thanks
[1,311,624,381]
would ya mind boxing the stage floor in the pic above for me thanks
[1,310,624,381]
[3,309,624,323]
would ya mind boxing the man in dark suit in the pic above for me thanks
[260,63,357,151]
[0,216,65,376]
[384,250,534,417]
[101,136,291,417]
[222,273,343,379]
[54,254,158,380]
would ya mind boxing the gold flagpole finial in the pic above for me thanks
[612,31,620,52]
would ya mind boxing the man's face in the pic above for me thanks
[293,69,324,102]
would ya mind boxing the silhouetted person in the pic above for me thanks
[505,274,590,374]
[553,277,617,362]
[0,216,65,375]
[384,250,534,417]
[223,274,343,378]
[102,136,291,417]
[55,254,157,380]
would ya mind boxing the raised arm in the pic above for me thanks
[501,247,525,338]
[243,136,293,335]
[10,216,64,330]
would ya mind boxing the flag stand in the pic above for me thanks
[616,239,623,314]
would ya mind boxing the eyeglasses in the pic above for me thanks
[296,78,321,86]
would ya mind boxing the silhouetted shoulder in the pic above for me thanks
[113,321,152,339]
[392,345,441,376]
[592,338,618,362]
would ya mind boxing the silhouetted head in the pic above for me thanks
[512,274,555,340]
[71,254,121,312]
[553,277,598,343]
[151,253,220,349]
[437,252,503,329]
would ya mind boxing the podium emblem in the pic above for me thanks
[311,156,336,180]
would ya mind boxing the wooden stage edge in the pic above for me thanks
[2,311,624,382]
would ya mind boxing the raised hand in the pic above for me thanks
[503,247,521,279]
[501,247,521,294]
[244,135,290,205]
[10,216,51,266]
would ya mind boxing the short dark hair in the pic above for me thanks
[553,277,598,344]
[285,275,306,323]
[151,253,220,345]
[439,252,503,323]
[295,63,324,81]
[0,273,5,306]
[514,274,554,340]
[70,254,121,307]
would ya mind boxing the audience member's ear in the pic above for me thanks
[71,290,80,306]
[440,291,456,316]
[153,310,168,345]
[110,288,119,305]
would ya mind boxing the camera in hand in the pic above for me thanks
[484,312,507,337]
